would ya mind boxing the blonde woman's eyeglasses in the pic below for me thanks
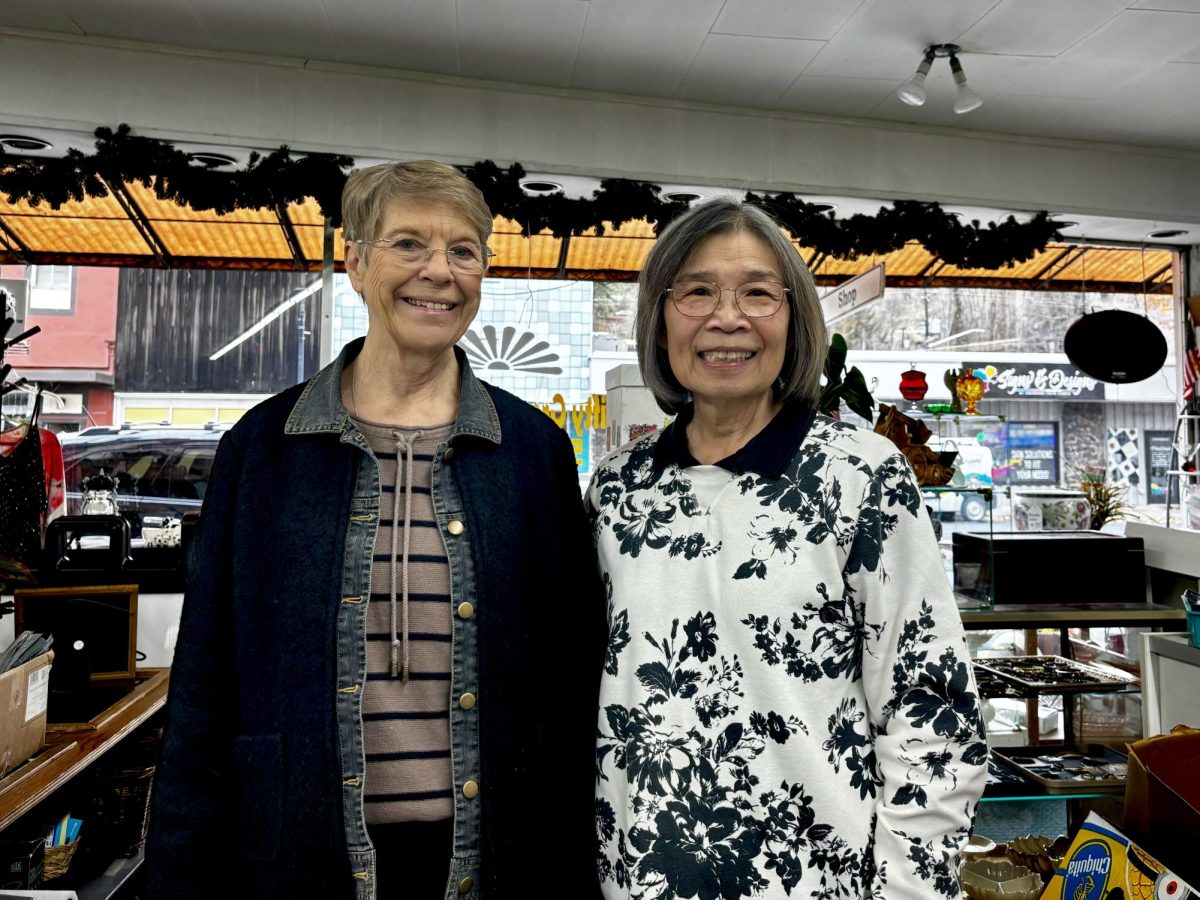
[355,236,494,275]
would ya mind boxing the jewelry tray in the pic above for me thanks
[992,746,1127,794]
[974,655,1139,693]
[985,754,1037,797]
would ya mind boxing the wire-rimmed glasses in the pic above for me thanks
[665,280,789,318]
[355,236,494,275]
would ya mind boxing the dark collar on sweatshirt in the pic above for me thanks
[650,400,817,479]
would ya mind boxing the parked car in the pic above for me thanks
[60,422,230,535]
[922,438,996,522]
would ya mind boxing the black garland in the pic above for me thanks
[0,125,354,224]
[746,192,1062,270]
[0,125,1060,267]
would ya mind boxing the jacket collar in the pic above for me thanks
[284,337,502,444]
[650,400,815,479]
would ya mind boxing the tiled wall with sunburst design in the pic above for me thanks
[465,279,593,404]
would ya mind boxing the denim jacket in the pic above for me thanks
[146,339,604,900]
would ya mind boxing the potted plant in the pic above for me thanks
[819,333,875,420]
[1077,465,1137,529]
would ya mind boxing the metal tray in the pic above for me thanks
[974,654,1139,694]
[984,755,1038,797]
[992,746,1127,794]
[973,664,1036,699]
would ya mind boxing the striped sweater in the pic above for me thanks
[354,418,454,824]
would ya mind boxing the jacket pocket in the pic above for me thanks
[233,733,284,862]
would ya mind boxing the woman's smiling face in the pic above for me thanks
[345,197,484,363]
[661,229,791,410]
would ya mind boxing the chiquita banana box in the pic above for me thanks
[1041,812,1197,900]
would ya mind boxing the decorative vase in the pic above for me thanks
[898,365,929,411]
[955,371,985,415]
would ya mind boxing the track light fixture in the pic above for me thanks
[897,44,983,114]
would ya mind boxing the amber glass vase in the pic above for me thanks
[955,372,985,415]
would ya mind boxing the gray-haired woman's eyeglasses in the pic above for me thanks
[665,280,790,318]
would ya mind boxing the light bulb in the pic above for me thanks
[898,52,934,107]
[953,82,983,114]
[950,55,983,114]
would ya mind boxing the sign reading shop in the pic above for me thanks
[965,361,1102,400]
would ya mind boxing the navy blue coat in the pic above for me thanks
[145,354,604,899]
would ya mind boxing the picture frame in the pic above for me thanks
[13,584,138,683]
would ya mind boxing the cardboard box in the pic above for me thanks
[1040,812,1198,900]
[1123,725,1200,889]
[0,652,53,777]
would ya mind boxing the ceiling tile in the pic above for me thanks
[712,0,862,41]
[802,0,998,80]
[958,0,1129,56]
[571,0,725,96]
[677,33,822,107]
[955,53,1105,100]
[187,0,336,60]
[1062,8,1200,63]
[0,0,84,34]
[456,0,589,87]
[1132,0,1200,11]
[774,75,899,116]
[53,0,215,50]
[325,0,459,73]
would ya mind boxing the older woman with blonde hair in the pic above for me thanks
[148,160,603,900]
[589,198,986,899]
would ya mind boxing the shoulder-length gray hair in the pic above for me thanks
[635,197,827,414]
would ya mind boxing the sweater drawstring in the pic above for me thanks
[389,429,423,680]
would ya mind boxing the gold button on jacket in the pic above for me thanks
[457,601,474,619]
[442,446,455,462]
[447,519,464,536]
[459,692,476,710]
[462,780,479,799]
[457,876,474,894]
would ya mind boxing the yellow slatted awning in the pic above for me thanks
[0,185,1174,293]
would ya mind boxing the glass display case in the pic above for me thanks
[909,412,1010,611]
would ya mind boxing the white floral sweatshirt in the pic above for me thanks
[586,411,987,900]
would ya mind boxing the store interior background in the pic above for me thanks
[3,0,1200,890]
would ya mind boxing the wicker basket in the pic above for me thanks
[88,764,155,858]
[43,838,80,881]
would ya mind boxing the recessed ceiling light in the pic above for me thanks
[664,191,704,203]
[807,202,837,213]
[519,180,562,195]
[0,134,52,151]
[188,151,239,169]
[1147,229,1186,239]
[1053,220,1079,228]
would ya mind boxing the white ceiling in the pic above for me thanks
[6,0,1200,149]
[3,0,1200,243]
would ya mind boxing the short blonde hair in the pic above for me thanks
[635,198,828,414]
[341,160,493,263]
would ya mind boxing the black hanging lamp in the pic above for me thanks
[1063,246,1167,384]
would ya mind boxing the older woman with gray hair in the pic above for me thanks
[148,160,603,900]
[588,198,986,900]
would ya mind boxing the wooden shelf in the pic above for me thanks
[0,669,169,832]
